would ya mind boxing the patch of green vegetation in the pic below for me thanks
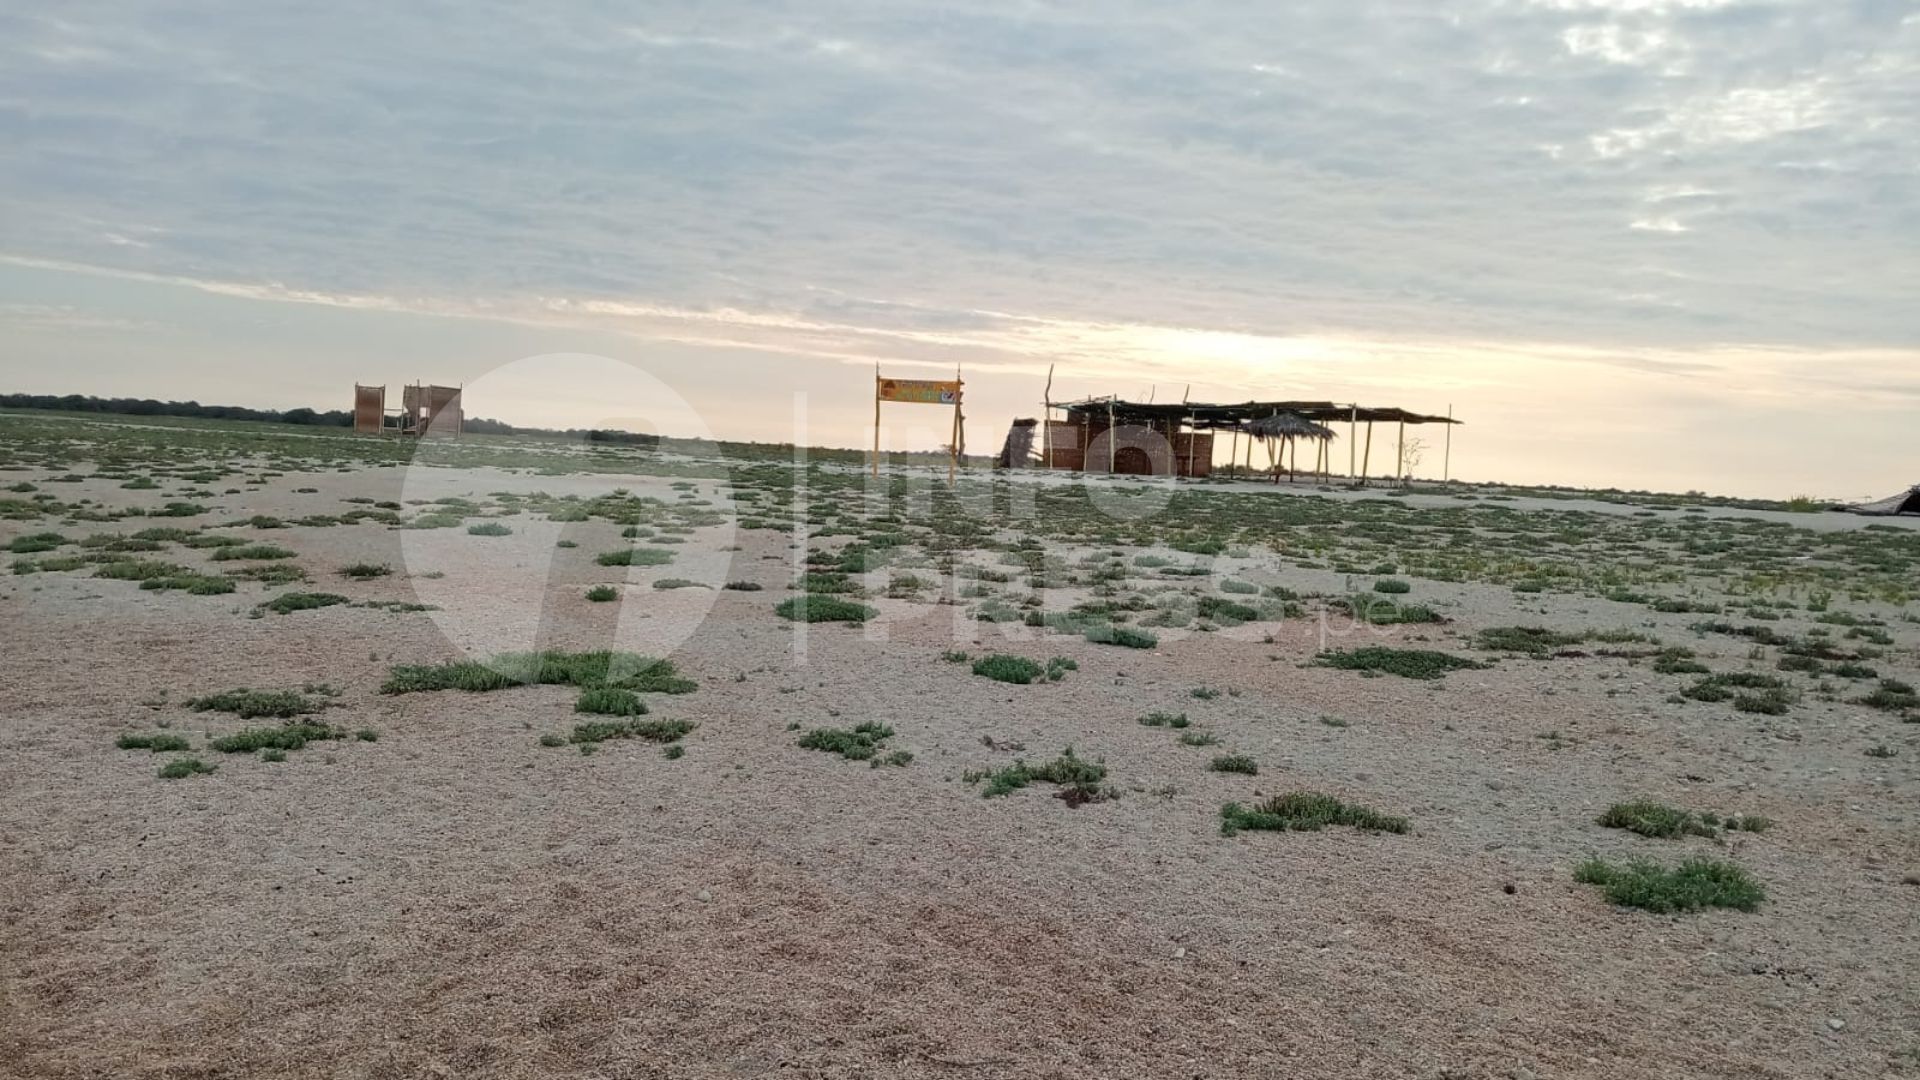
[1372,578,1411,594]
[1856,679,1919,713]
[208,722,347,753]
[188,688,319,719]
[467,521,513,536]
[967,748,1112,806]
[1210,754,1258,775]
[340,563,391,579]
[383,650,696,695]
[158,757,216,780]
[257,592,349,615]
[7,532,68,554]
[576,686,648,716]
[210,544,297,561]
[140,572,238,594]
[116,732,191,752]
[1084,624,1158,649]
[93,559,194,582]
[1573,856,1764,913]
[1178,730,1220,746]
[798,721,907,764]
[1220,791,1410,836]
[1317,647,1487,680]
[1679,672,1793,713]
[1475,626,1585,655]
[652,577,708,589]
[1652,648,1710,675]
[568,716,695,745]
[1138,711,1191,728]
[1597,799,1717,839]
[972,654,1046,684]
[596,547,674,566]
[586,584,619,602]
[775,594,877,623]
[723,581,763,591]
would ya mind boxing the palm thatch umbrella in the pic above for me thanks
[1248,412,1337,482]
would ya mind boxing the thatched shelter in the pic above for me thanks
[1249,412,1337,481]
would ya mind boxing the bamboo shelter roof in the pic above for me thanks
[1247,412,1337,441]
[1058,398,1458,428]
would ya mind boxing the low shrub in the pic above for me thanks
[1573,856,1764,913]
[117,733,191,752]
[1317,647,1487,680]
[158,758,216,780]
[1220,791,1409,836]
[775,594,877,623]
[972,654,1046,684]
[1597,799,1716,839]
[1085,624,1157,649]
[596,547,674,567]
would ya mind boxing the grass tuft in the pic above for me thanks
[798,721,904,763]
[1084,624,1158,649]
[188,688,318,719]
[1597,799,1716,839]
[774,594,877,623]
[972,654,1046,684]
[596,547,674,567]
[1220,791,1409,836]
[1209,754,1259,775]
[158,757,216,780]
[383,651,696,695]
[1573,856,1765,913]
[968,748,1112,806]
[575,687,648,716]
[208,722,346,753]
[1317,647,1487,680]
[257,592,349,615]
[117,733,191,752]
[568,716,695,745]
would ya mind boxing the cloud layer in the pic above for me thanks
[3,0,1916,359]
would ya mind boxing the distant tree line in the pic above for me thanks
[0,392,658,447]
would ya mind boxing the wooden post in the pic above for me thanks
[1106,399,1116,473]
[949,401,960,487]
[1042,366,1054,470]
[1361,421,1373,485]
[872,371,881,480]
[1228,427,1239,479]
[1396,419,1406,484]
[1348,407,1358,480]
[1444,403,1453,483]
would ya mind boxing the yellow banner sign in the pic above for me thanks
[877,377,961,405]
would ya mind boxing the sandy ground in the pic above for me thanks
[2,461,1917,1080]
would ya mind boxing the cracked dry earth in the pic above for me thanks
[2,461,1917,1080]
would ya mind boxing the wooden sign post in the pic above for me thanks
[873,372,964,486]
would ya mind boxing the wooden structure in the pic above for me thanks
[352,384,385,434]
[352,382,464,438]
[871,369,965,485]
[1005,397,1459,483]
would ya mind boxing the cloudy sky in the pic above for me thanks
[2,1,1916,497]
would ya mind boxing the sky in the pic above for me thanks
[1,1,1916,498]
